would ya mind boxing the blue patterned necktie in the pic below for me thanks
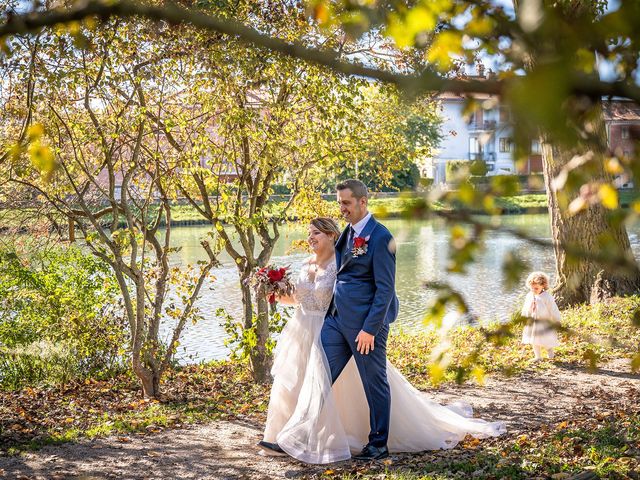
[343,226,355,262]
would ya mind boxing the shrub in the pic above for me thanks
[445,160,488,183]
[0,243,128,389]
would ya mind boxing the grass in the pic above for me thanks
[0,361,270,455]
[388,296,640,389]
[318,410,640,480]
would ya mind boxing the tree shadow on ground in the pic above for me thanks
[552,361,640,380]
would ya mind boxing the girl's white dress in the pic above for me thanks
[262,259,506,464]
[521,290,561,348]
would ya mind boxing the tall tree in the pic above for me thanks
[141,2,443,382]
[508,0,640,306]
[2,20,220,398]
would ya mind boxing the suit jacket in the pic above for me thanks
[329,216,399,335]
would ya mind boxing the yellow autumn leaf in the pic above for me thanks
[386,5,437,49]
[428,362,445,385]
[386,14,413,49]
[575,48,595,74]
[604,157,624,174]
[426,31,463,71]
[632,200,640,214]
[458,182,475,204]
[84,16,98,30]
[631,352,640,372]
[312,1,330,25]
[467,16,494,36]
[371,203,389,219]
[405,6,437,35]
[598,183,618,209]
[451,225,466,240]
[9,143,22,161]
[28,142,56,175]
[67,21,82,36]
[471,365,485,386]
[483,194,497,213]
[27,123,45,141]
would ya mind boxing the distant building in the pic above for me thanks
[603,99,640,160]
[426,89,542,184]
[427,83,640,186]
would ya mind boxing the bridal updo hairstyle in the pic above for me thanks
[310,217,341,242]
[526,271,550,290]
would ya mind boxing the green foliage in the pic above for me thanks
[445,160,488,183]
[218,307,289,361]
[0,243,128,389]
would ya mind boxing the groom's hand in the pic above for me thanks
[356,330,375,355]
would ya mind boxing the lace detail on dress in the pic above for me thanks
[293,259,336,313]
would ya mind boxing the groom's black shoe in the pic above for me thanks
[258,440,285,454]
[353,444,389,461]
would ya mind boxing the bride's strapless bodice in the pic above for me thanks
[294,260,336,313]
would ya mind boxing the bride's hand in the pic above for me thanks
[275,294,296,305]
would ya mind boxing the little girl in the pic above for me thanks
[521,272,561,361]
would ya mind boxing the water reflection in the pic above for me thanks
[164,214,639,362]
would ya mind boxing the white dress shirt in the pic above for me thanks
[350,212,372,237]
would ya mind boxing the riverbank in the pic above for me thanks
[125,189,640,226]
[2,191,638,232]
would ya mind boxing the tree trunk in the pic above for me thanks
[251,286,272,383]
[132,359,161,398]
[542,140,640,307]
[239,276,272,383]
[513,0,640,306]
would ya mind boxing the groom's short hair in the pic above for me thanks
[336,179,368,199]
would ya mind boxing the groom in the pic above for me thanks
[322,179,399,461]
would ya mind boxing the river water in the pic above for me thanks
[164,214,640,362]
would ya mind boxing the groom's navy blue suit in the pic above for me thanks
[322,216,399,448]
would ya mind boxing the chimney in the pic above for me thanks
[477,64,485,78]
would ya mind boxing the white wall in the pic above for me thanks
[430,99,517,182]
[435,100,470,160]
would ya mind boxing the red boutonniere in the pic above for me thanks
[352,236,370,257]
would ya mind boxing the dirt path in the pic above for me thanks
[2,359,638,480]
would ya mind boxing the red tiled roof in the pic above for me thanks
[603,100,640,122]
[437,92,496,101]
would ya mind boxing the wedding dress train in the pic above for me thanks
[262,260,506,464]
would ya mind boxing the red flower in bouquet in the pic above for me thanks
[267,267,287,283]
[246,264,295,305]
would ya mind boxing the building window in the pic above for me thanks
[624,150,631,158]
[622,126,630,139]
[531,139,541,154]
[499,137,512,153]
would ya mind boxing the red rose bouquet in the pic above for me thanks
[247,265,295,304]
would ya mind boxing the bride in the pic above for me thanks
[259,217,506,464]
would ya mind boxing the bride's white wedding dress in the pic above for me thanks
[262,259,506,464]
